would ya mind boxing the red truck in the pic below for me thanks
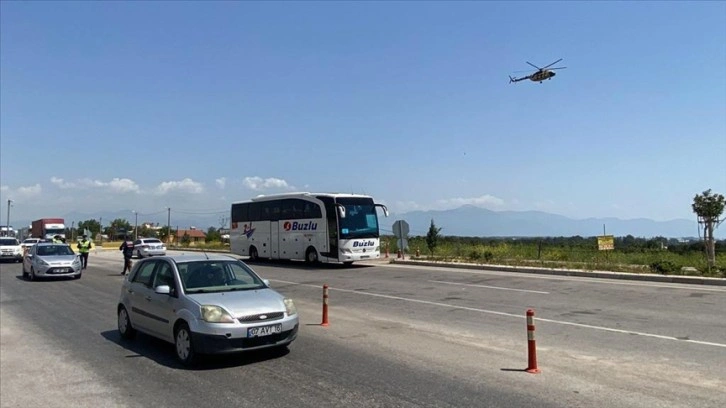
[31,218,67,240]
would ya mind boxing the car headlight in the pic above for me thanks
[39,259,50,266]
[284,298,297,316]
[200,305,235,323]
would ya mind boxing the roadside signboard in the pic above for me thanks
[597,235,615,251]
[397,238,409,251]
[392,220,409,238]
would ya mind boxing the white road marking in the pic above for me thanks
[429,279,550,294]
[274,279,726,349]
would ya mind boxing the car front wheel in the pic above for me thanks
[175,322,197,366]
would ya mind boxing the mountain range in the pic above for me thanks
[382,205,709,238]
[11,205,716,239]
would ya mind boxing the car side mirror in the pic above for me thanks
[154,285,171,295]
[263,279,270,287]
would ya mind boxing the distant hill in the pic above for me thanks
[384,205,707,238]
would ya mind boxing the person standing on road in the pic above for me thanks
[52,235,64,244]
[76,234,92,270]
[119,236,135,275]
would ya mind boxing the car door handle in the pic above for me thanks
[126,288,134,294]
[145,296,152,301]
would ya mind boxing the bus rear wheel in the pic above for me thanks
[305,248,319,264]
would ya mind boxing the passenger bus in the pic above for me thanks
[230,192,389,264]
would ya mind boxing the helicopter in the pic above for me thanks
[509,58,566,84]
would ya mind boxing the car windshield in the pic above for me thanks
[0,238,20,246]
[36,245,74,256]
[23,239,39,244]
[178,260,266,293]
[144,239,162,244]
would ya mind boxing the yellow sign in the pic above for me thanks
[597,235,615,251]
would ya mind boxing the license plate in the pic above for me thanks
[247,324,282,337]
[55,268,69,273]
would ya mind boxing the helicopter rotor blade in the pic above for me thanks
[549,67,567,70]
[526,61,541,70]
[542,58,563,69]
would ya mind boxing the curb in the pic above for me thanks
[390,260,726,286]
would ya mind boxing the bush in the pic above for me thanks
[468,250,481,261]
[650,260,679,275]
[483,251,494,262]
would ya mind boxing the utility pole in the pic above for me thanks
[167,207,171,245]
[5,199,12,237]
[99,217,103,244]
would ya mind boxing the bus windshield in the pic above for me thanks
[336,197,380,239]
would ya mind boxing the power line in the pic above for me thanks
[173,209,228,215]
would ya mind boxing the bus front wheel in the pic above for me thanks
[305,248,319,264]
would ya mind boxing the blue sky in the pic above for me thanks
[1,1,725,227]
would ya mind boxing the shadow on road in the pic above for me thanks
[245,258,375,271]
[13,275,78,283]
[100,329,290,370]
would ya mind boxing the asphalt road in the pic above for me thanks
[1,250,724,408]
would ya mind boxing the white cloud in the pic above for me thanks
[105,178,140,193]
[50,176,139,193]
[51,177,75,189]
[243,176,294,191]
[4,183,43,198]
[215,177,226,189]
[154,178,204,195]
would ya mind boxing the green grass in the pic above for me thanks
[385,237,726,278]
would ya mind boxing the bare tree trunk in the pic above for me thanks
[707,221,716,269]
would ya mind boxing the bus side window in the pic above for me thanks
[304,202,322,218]
[292,199,305,219]
[249,202,262,221]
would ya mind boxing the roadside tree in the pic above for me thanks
[206,227,222,243]
[692,189,725,269]
[107,219,133,240]
[78,219,101,239]
[426,219,442,256]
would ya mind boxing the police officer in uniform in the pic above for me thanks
[77,234,92,270]
[119,236,135,275]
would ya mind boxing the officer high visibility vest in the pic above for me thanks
[78,240,91,253]
[53,238,63,243]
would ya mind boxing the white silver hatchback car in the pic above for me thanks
[117,253,299,366]
[22,242,83,280]
[133,238,166,258]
